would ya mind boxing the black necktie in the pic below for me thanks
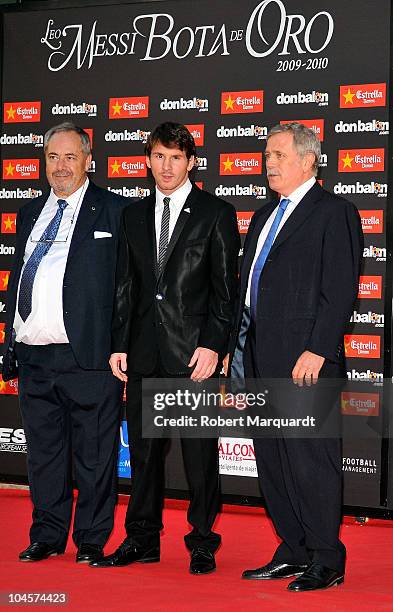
[158,196,170,271]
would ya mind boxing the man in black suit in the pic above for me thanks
[91,122,239,574]
[2,122,129,564]
[228,123,363,591]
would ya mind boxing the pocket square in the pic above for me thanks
[94,231,112,239]
[184,208,191,213]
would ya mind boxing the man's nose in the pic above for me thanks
[55,157,67,170]
[162,157,171,171]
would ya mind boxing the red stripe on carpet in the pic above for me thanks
[0,489,392,611]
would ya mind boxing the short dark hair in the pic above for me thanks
[145,122,196,159]
[44,122,91,155]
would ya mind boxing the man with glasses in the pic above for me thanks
[2,122,129,564]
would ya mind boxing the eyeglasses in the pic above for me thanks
[29,217,75,244]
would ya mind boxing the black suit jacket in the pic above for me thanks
[111,184,240,375]
[231,182,363,378]
[2,182,131,380]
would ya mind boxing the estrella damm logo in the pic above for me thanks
[4,101,41,123]
[108,156,147,178]
[2,159,40,180]
[339,84,386,108]
[185,124,204,146]
[341,391,380,416]
[237,212,254,234]
[219,153,262,175]
[358,276,382,299]
[359,210,383,234]
[338,149,384,173]
[109,97,149,119]
[1,213,16,234]
[344,334,381,358]
[221,91,263,114]
[280,119,324,141]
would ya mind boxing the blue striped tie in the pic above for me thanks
[250,198,290,320]
[18,199,68,322]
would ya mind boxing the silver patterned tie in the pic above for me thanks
[158,196,170,272]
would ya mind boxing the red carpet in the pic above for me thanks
[0,489,392,611]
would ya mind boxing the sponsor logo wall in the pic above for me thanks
[0,0,390,509]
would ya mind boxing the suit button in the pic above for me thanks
[155,294,163,300]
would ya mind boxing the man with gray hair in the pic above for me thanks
[2,122,130,564]
[228,122,363,590]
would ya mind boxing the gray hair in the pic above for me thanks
[267,122,321,176]
[44,122,91,155]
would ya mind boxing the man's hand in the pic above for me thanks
[188,347,218,382]
[292,350,325,386]
[109,352,128,382]
[222,353,230,376]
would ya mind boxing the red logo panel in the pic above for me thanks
[344,335,381,358]
[358,276,382,299]
[4,101,41,123]
[107,156,147,178]
[0,271,10,291]
[220,153,262,175]
[339,83,386,108]
[341,392,380,416]
[1,213,16,234]
[338,149,384,172]
[221,91,264,114]
[185,124,204,146]
[237,212,254,234]
[109,97,149,119]
[2,159,40,180]
[280,119,324,141]
[359,210,383,234]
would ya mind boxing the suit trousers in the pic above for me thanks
[243,322,346,574]
[124,363,221,553]
[15,342,123,551]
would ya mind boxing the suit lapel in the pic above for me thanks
[19,193,48,247]
[269,182,323,255]
[239,200,277,300]
[14,193,49,274]
[156,185,198,280]
[67,182,105,261]
[145,193,158,277]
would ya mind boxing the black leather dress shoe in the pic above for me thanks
[242,560,308,580]
[287,563,344,591]
[89,539,160,568]
[76,543,103,564]
[189,548,216,575]
[19,542,61,562]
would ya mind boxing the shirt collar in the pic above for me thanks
[281,176,316,206]
[49,177,89,211]
[156,178,192,209]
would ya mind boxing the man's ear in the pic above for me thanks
[146,155,151,169]
[84,154,92,172]
[187,155,195,172]
[303,152,315,173]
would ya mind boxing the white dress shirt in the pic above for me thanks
[155,179,192,257]
[245,177,316,307]
[14,178,89,345]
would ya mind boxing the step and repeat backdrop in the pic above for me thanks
[0,0,390,509]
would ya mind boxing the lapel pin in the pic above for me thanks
[184,207,191,213]
[91,206,96,211]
